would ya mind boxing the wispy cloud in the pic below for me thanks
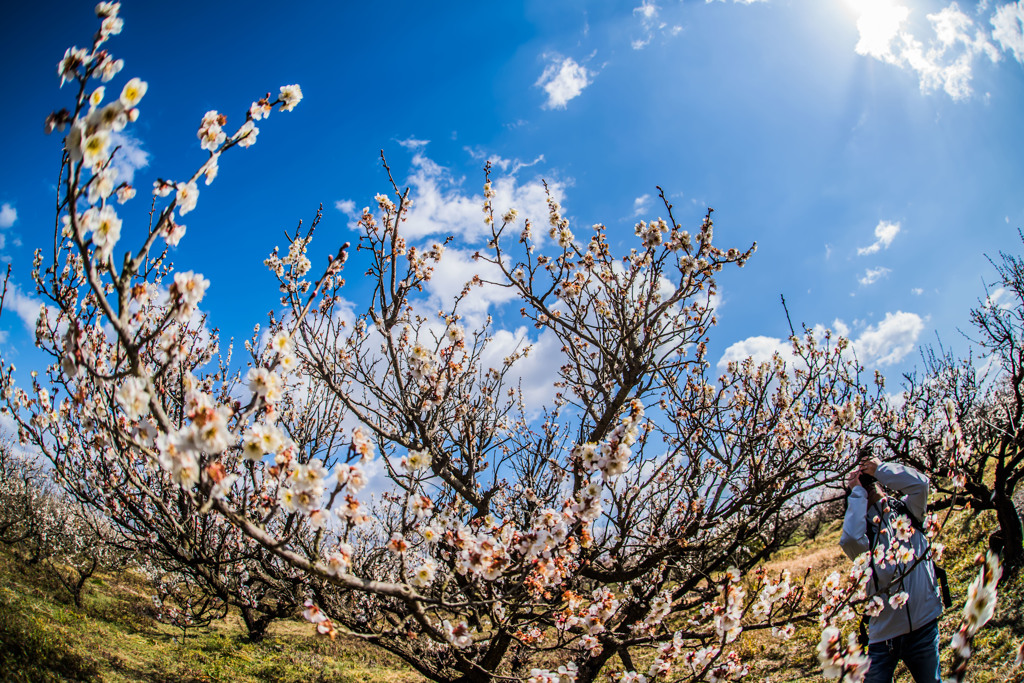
[536,56,594,110]
[991,1,1024,63]
[631,1,683,50]
[0,202,15,251]
[860,266,892,285]
[857,219,901,255]
[397,137,430,150]
[633,194,652,216]
[0,203,15,229]
[109,130,149,183]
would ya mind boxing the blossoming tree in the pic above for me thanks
[0,5,1004,683]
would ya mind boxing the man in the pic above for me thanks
[839,453,943,683]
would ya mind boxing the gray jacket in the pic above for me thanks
[839,462,943,643]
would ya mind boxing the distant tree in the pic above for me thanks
[151,571,229,644]
[0,438,131,606]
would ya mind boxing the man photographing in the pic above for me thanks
[840,451,944,683]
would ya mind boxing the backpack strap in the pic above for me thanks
[890,496,952,608]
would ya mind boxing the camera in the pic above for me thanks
[859,472,878,488]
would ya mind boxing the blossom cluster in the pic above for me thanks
[575,398,644,482]
[941,397,972,489]
[946,551,1002,682]
[817,626,870,682]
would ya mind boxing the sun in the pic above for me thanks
[843,0,910,60]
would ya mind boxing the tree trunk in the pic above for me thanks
[239,607,272,643]
[993,491,1023,577]
[573,646,616,683]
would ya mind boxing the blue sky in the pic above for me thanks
[2,0,1024,396]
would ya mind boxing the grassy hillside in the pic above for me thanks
[0,510,1021,682]
[0,550,422,683]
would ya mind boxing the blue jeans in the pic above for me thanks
[865,619,940,683]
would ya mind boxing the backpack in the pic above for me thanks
[857,496,952,647]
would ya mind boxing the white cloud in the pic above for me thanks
[398,137,430,150]
[851,1,1001,100]
[717,335,797,371]
[0,203,15,229]
[850,311,924,366]
[859,266,891,285]
[718,312,924,371]
[109,130,149,183]
[705,0,768,4]
[423,247,521,323]
[911,287,924,295]
[335,199,357,217]
[857,219,901,255]
[633,194,652,216]
[2,283,44,335]
[400,145,566,246]
[992,1,1024,63]
[480,326,562,413]
[536,56,594,110]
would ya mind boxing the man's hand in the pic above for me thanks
[861,457,880,476]
[847,468,862,489]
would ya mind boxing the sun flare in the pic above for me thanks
[844,0,910,59]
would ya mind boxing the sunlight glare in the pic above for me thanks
[844,0,910,60]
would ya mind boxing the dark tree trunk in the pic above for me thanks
[992,492,1023,577]
[573,645,617,683]
[239,607,273,643]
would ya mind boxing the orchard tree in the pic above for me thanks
[0,6,1005,683]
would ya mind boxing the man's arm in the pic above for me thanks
[873,461,929,522]
[839,469,870,559]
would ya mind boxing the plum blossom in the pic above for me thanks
[115,376,151,420]
[279,84,303,112]
[82,129,111,168]
[90,205,122,260]
[405,448,432,471]
[236,120,259,148]
[410,558,436,587]
[58,47,89,86]
[443,619,473,648]
[119,77,147,109]
[197,111,226,151]
[87,167,117,203]
[156,430,200,487]
[247,367,283,403]
[323,544,354,576]
[175,181,198,216]
[888,591,909,609]
[170,270,210,321]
